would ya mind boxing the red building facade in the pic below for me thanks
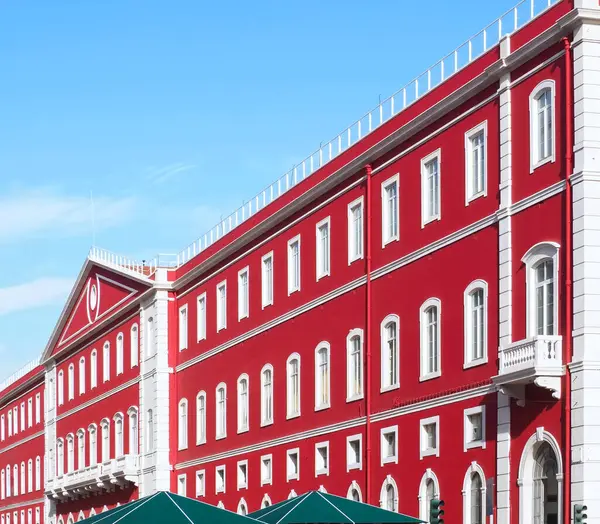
[2,1,600,523]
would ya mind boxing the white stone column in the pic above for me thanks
[43,364,57,524]
[571,14,600,523]
[497,35,513,524]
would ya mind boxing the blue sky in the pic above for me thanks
[0,0,521,375]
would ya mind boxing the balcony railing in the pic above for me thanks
[499,335,562,375]
[0,359,39,393]
[89,0,562,274]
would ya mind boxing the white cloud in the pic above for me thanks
[0,190,135,243]
[0,277,74,317]
[146,163,196,184]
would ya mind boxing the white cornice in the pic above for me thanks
[0,430,44,455]
[0,498,45,512]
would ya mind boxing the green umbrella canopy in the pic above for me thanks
[78,491,259,524]
[249,491,423,524]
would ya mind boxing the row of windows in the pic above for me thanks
[54,407,138,476]
[0,507,42,524]
[0,458,42,500]
[0,393,42,442]
[56,325,139,406]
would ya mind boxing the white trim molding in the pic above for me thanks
[529,79,556,173]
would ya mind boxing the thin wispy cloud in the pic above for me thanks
[0,189,136,243]
[0,277,74,316]
[146,163,196,184]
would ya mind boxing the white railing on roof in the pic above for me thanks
[0,359,39,393]
[88,247,158,276]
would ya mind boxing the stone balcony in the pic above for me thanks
[45,455,140,500]
[492,335,564,403]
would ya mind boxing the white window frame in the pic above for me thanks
[462,462,487,524]
[58,371,64,406]
[522,242,560,338]
[35,393,40,424]
[88,424,97,466]
[346,434,362,471]
[315,217,331,280]
[261,252,274,308]
[238,267,250,321]
[178,399,188,451]
[529,80,556,173]
[419,298,442,381]
[314,342,331,411]
[286,353,301,420]
[196,391,207,445]
[116,333,124,375]
[90,350,98,389]
[197,293,207,341]
[216,383,227,440]
[464,280,489,368]
[380,314,400,392]
[130,324,139,368]
[315,441,330,477]
[179,305,188,352]
[420,416,441,459]
[67,365,74,401]
[346,328,364,402]
[287,235,301,295]
[464,121,488,204]
[1,414,4,441]
[419,469,441,521]
[20,403,24,431]
[127,406,138,454]
[27,398,32,428]
[260,454,273,486]
[286,448,300,481]
[195,469,206,497]
[380,475,399,512]
[113,412,124,457]
[464,406,486,451]
[347,196,364,264]
[177,474,187,497]
[100,419,110,462]
[216,281,227,332]
[237,459,248,490]
[78,358,86,396]
[102,342,110,382]
[261,364,274,427]
[380,425,398,466]
[381,174,400,247]
[215,465,226,494]
[420,149,442,227]
[237,374,249,434]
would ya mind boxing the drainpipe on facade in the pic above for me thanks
[561,35,572,524]
[365,164,373,505]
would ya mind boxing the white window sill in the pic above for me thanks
[463,357,488,370]
[178,445,188,451]
[286,412,301,421]
[347,462,362,472]
[530,155,554,174]
[348,254,364,266]
[215,434,227,441]
[286,475,299,482]
[287,287,300,296]
[421,215,441,229]
[238,314,249,322]
[196,440,206,446]
[237,427,249,435]
[346,393,364,403]
[237,484,247,491]
[382,455,398,466]
[260,419,273,428]
[382,236,399,249]
[261,301,273,310]
[420,448,439,459]
[315,403,330,412]
[197,336,206,343]
[466,190,486,206]
[261,478,272,487]
[316,272,330,282]
[216,326,226,333]
[465,439,486,451]
[216,488,225,494]
[315,469,329,477]
[419,371,441,382]
[380,384,400,394]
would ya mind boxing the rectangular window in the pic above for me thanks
[238,267,250,320]
[420,416,440,459]
[286,448,299,481]
[195,470,205,497]
[197,293,207,341]
[465,122,487,203]
[13,407,18,434]
[27,399,32,428]
[20,403,25,431]
[316,217,331,280]
[261,252,274,308]
[177,474,187,496]
[381,175,399,246]
[348,197,364,263]
[287,236,301,295]
[215,465,226,494]
[315,441,329,477]
[237,460,248,490]
[216,281,227,331]
[261,454,272,486]
[530,84,555,171]
[35,394,40,424]
[347,434,362,471]
[380,425,398,465]
[179,305,188,352]
[464,406,486,451]
[421,150,441,226]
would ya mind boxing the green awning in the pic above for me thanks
[79,491,258,524]
[249,491,423,524]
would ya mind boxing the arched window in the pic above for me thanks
[27,459,32,493]
[1,469,5,500]
[346,329,363,401]
[261,494,272,508]
[347,481,362,502]
[116,333,124,375]
[529,80,555,171]
[103,342,110,382]
[66,434,74,473]
[379,475,398,512]
[5,465,11,497]
[76,430,85,470]
[128,407,138,454]
[315,343,330,410]
[217,502,225,509]
[79,357,86,395]
[418,469,440,522]
[130,324,139,368]
[90,350,98,389]
[196,392,206,445]
[77,512,85,523]
[237,498,248,516]
[261,365,273,426]
[464,281,488,367]
[237,375,249,433]
[216,384,227,439]
[88,425,97,466]
[88,510,96,519]
[146,409,153,452]
[19,463,24,495]
[35,457,40,491]
[100,419,110,462]
[286,354,301,418]
[462,463,486,524]
[178,399,188,449]
[146,316,155,357]
[68,364,75,401]
[420,299,441,380]
[57,371,64,406]
[380,315,399,390]
[114,413,124,457]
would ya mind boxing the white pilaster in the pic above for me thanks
[43,364,57,524]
